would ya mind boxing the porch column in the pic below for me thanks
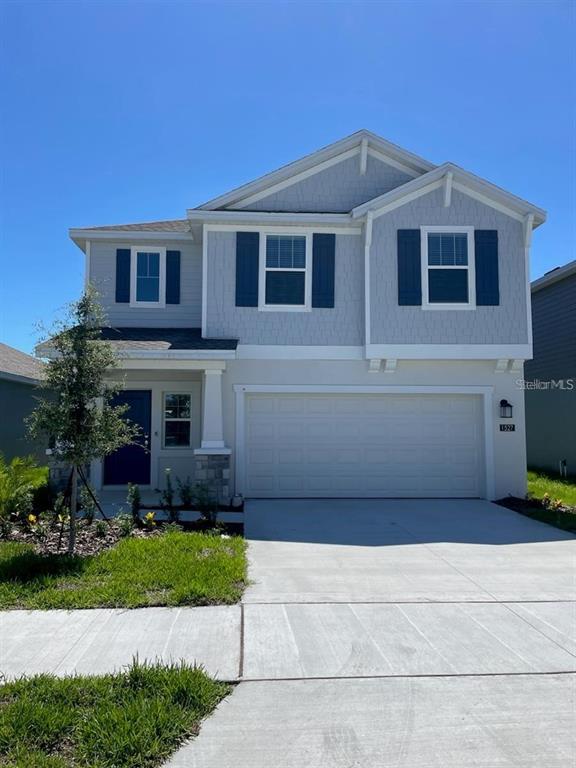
[198,369,226,450]
[194,368,231,503]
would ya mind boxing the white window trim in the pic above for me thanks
[421,226,476,311]
[130,246,166,308]
[258,231,312,312]
[163,391,193,449]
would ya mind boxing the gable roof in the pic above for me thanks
[351,162,547,227]
[0,343,44,384]
[532,260,576,293]
[194,130,435,212]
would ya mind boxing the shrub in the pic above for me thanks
[176,476,194,508]
[116,513,134,538]
[127,483,141,525]
[79,484,98,525]
[0,455,49,523]
[193,483,219,526]
[160,469,178,523]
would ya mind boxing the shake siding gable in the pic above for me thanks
[371,188,528,345]
[245,155,413,212]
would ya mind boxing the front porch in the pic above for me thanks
[91,353,235,508]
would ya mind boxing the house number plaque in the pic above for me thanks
[499,424,516,432]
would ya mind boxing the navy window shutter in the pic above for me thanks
[166,250,181,304]
[397,230,422,305]
[236,232,259,307]
[312,233,335,308]
[475,230,499,305]
[115,248,131,303]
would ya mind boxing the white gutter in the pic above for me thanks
[186,210,356,225]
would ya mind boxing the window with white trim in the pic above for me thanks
[421,227,475,309]
[163,393,192,448]
[260,234,310,310]
[130,247,166,307]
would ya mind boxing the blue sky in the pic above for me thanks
[1,0,574,353]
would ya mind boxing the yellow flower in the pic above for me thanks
[27,514,37,524]
[144,511,156,526]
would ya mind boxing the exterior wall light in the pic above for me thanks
[499,399,513,419]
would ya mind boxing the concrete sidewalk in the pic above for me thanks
[0,606,240,681]
[165,674,575,768]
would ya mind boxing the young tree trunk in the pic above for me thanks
[68,465,78,554]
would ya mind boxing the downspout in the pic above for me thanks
[364,211,374,350]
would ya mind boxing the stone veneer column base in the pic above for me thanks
[193,451,231,505]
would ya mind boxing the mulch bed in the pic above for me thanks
[496,496,576,534]
[1,518,244,557]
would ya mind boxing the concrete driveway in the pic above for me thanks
[244,498,576,603]
[168,499,576,767]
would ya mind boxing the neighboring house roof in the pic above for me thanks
[0,342,44,384]
[351,162,546,227]
[194,129,436,211]
[531,260,576,293]
[98,328,238,352]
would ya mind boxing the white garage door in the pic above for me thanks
[243,393,485,498]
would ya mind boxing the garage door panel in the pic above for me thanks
[243,394,485,498]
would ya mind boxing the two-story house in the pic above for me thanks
[69,130,546,502]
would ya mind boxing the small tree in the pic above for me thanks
[28,288,139,553]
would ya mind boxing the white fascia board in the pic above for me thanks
[69,229,194,252]
[204,223,362,235]
[236,345,364,360]
[195,130,434,211]
[188,211,355,225]
[352,163,547,226]
[118,349,236,361]
[367,147,421,178]
[365,344,532,360]
[119,358,229,371]
[531,260,576,292]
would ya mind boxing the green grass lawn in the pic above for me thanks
[0,529,247,610]
[0,660,229,768]
[527,470,576,507]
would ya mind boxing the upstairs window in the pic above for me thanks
[421,227,475,309]
[260,234,311,310]
[130,247,166,307]
[163,393,192,448]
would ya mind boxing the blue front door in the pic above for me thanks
[103,390,152,485]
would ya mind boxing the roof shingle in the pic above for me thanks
[0,343,45,382]
[98,328,238,351]
[82,219,191,233]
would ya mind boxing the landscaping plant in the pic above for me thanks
[194,482,219,527]
[127,482,141,525]
[28,288,139,553]
[0,455,49,524]
[176,475,194,508]
[160,468,178,523]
